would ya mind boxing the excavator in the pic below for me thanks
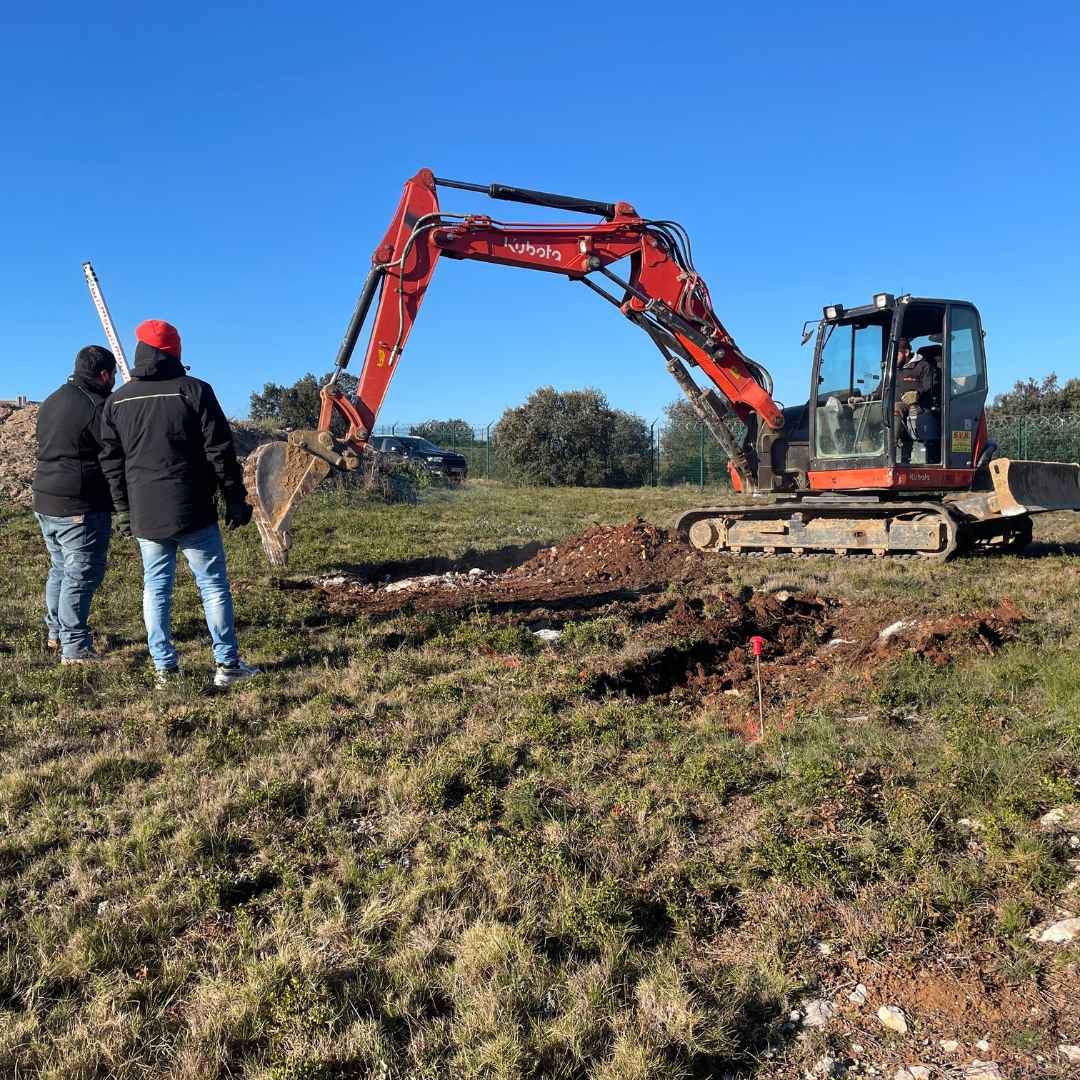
[245,168,1080,565]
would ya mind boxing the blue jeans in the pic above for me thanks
[35,511,112,658]
[136,523,240,671]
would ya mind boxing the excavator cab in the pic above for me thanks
[808,294,988,485]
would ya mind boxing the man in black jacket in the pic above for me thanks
[99,319,259,687]
[32,345,117,662]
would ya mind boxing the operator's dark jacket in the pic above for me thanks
[99,344,244,540]
[896,357,939,412]
[32,375,114,516]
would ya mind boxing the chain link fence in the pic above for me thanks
[371,413,1080,488]
[984,412,1080,463]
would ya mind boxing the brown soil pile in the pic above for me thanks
[0,404,38,506]
[308,518,708,617]
[508,517,702,587]
[903,601,1027,663]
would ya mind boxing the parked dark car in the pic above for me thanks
[369,435,468,482]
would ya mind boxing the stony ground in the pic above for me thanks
[1,481,1078,1079]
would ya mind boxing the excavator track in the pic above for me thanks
[676,498,978,560]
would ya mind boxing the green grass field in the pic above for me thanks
[1,482,1078,1079]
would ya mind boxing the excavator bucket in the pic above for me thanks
[245,439,332,566]
[990,457,1080,517]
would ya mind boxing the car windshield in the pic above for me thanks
[402,437,443,453]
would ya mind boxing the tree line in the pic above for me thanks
[249,369,1077,488]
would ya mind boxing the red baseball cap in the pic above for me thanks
[135,319,182,358]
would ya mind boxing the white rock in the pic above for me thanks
[1040,805,1080,831]
[804,999,836,1027]
[894,1069,914,1080]
[1039,916,1080,943]
[384,578,416,593]
[813,1054,841,1076]
[974,1040,990,1053]
[877,1004,908,1035]
[939,1040,960,1053]
[964,1062,1002,1080]
[789,1009,803,1023]
[848,983,868,1005]
[878,620,910,641]
[826,638,856,647]
[851,1044,865,1056]
[533,628,562,643]
[908,1068,930,1080]
[816,940,833,956]
[1059,1045,1080,1064]
[468,567,483,577]
[321,575,347,586]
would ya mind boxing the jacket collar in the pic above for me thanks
[71,373,111,398]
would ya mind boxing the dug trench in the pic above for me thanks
[297,518,1029,725]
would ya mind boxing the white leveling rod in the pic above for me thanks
[81,261,131,383]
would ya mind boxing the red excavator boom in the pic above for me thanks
[248,168,784,563]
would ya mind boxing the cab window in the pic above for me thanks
[948,305,985,397]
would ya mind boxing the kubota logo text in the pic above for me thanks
[504,239,561,262]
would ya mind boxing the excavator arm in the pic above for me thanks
[247,168,785,565]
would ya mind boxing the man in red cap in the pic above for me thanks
[99,319,259,687]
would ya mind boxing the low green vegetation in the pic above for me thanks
[0,482,1077,1078]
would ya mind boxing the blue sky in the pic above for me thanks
[4,2,1078,426]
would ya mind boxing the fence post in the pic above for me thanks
[649,420,658,486]
[699,423,705,490]
[1017,415,1024,459]
[485,423,492,478]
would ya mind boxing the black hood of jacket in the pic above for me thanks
[133,341,187,380]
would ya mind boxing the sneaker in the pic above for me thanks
[61,647,100,665]
[154,666,182,688]
[214,660,261,688]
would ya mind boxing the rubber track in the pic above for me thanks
[676,499,964,560]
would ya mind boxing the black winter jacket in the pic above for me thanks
[32,375,114,516]
[99,344,245,540]
[896,358,940,412]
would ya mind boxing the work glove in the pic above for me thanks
[900,390,919,407]
[113,510,132,537]
[224,492,253,530]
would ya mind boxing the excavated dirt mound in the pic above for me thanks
[306,521,1029,733]
[0,405,38,506]
[507,518,700,587]
[307,518,708,616]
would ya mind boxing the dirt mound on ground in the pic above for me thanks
[0,404,38,506]
[308,518,707,616]
[509,517,702,587]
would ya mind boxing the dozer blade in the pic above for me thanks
[245,440,332,566]
[989,458,1080,517]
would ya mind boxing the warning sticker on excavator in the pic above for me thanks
[952,430,972,452]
